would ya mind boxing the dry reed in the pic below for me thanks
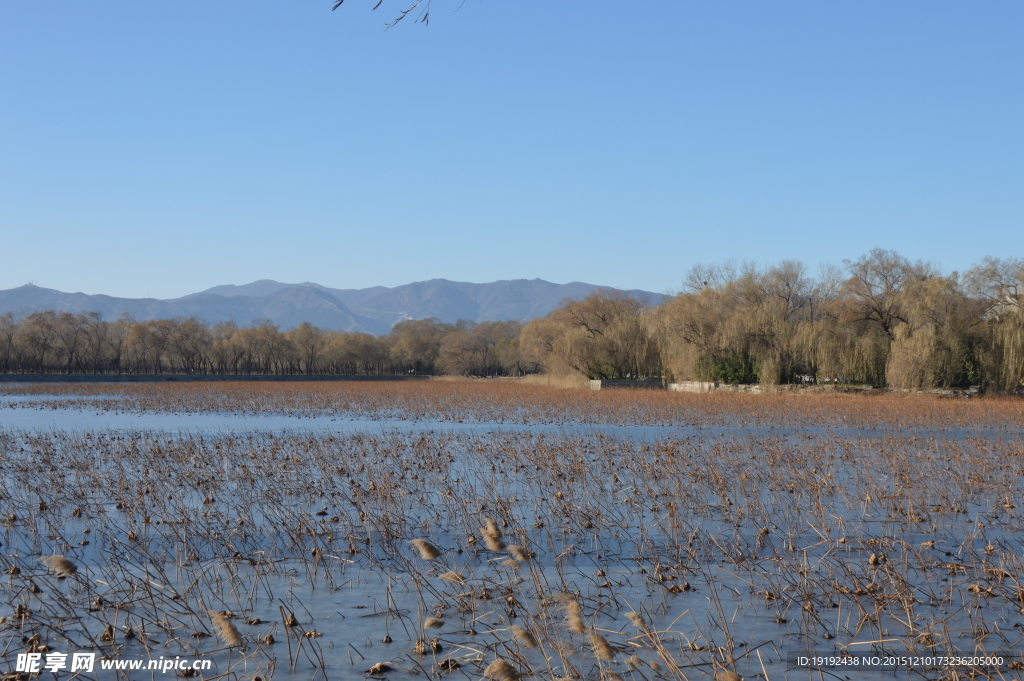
[589,632,615,660]
[483,658,520,681]
[2,381,1022,681]
[39,555,76,577]
[438,571,465,584]
[624,611,647,630]
[410,538,442,560]
[208,610,243,646]
[564,599,586,633]
[507,545,532,561]
[510,624,539,648]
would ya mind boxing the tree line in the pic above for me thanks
[0,313,534,378]
[2,250,1022,391]
[521,250,1023,392]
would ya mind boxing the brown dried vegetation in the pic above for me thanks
[0,383,1021,680]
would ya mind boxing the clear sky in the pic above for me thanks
[1,2,1021,299]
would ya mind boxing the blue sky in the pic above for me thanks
[1,1,1021,298]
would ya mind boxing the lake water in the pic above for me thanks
[1,386,1023,681]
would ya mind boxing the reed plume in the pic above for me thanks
[625,611,647,630]
[511,624,538,648]
[483,658,520,681]
[410,538,442,560]
[508,545,532,561]
[484,534,507,551]
[589,632,615,660]
[480,518,506,551]
[565,598,586,633]
[439,571,465,584]
[40,555,77,577]
[483,518,502,539]
[208,610,243,646]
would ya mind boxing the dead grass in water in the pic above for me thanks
[2,380,1022,429]
[1,383,1023,679]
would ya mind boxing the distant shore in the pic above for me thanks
[0,373,432,383]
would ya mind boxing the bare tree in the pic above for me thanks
[0,313,16,374]
[19,311,59,372]
[437,321,523,376]
[842,249,926,340]
[169,317,211,374]
[965,256,1023,318]
[82,312,110,374]
[53,312,88,373]
[290,322,327,375]
[389,318,451,374]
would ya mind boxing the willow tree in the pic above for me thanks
[655,262,816,384]
[0,313,16,373]
[17,311,60,373]
[967,257,1024,392]
[654,282,734,382]
[323,331,392,374]
[389,318,452,375]
[436,320,526,377]
[520,292,658,380]
[289,322,327,375]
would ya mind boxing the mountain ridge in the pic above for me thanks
[0,279,663,334]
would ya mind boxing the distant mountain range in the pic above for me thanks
[0,279,663,334]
